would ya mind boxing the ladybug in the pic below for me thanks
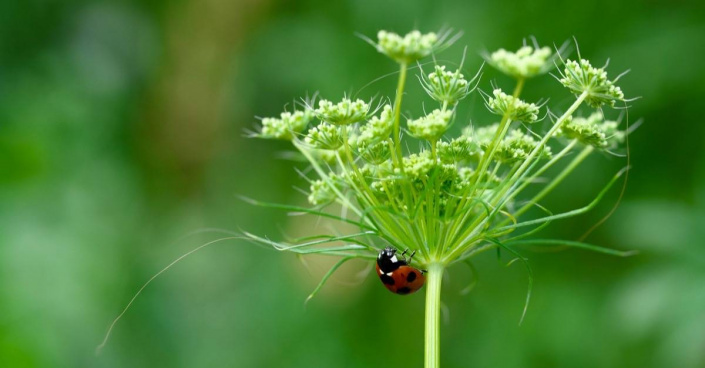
[376,247,426,295]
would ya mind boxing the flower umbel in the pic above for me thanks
[315,98,371,125]
[376,30,438,64]
[558,59,625,108]
[486,88,540,123]
[251,32,636,368]
[407,109,453,141]
[557,112,625,149]
[487,45,553,79]
[258,110,312,140]
[419,65,479,105]
[305,123,344,150]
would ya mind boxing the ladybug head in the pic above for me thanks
[379,246,397,260]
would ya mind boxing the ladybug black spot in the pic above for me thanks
[396,287,412,295]
[380,274,395,285]
[406,272,417,282]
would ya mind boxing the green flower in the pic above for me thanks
[315,98,371,126]
[437,136,479,163]
[376,30,438,64]
[420,65,478,104]
[558,112,625,149]
[308,178,336,206]
[305,123,344,150]
[559,59,625,108]
[487,45,553,79]
[259,110,312,140]
[357,105,393,145]
[487,89,540,123]
[357,141,391,165]
[493,129,552,163]
[407,109,453,141]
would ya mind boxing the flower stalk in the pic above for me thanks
[425,263,445,368]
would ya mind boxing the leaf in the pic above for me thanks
[305,257,355,304]
[506,239,638,257]
[242,231,373,254]
[486,238,533,325]
[239,196,376,231]
[494,167,625,233]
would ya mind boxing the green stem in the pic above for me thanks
[513,145,593,219]
[425,263,444,368]
[392,62,408,169]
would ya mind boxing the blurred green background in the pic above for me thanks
[1,0,704,367]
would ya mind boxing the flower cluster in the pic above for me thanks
[376,30,439,64]
[559,59,625,108]
[305,123,344,150]
[494,129,552,163]
[419,65,476,105]
[557,112,625,149]
[487,89,540,123]
[253,32,633,345]
[315,98,371,125]
[259,110,312,140]
[488,45,553,79]
[357,105,393,145]
[407,109,453,141]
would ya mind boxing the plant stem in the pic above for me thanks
[512,144,593,219]
[392,62,408,167]
[425,263,444,368]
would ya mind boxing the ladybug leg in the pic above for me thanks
[406,250,417,263]
[400,249,408,257]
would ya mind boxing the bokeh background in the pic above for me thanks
[1,0,704,367]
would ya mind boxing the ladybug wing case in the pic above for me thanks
[376,264,426,295]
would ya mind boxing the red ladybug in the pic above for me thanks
[376,247,426,295]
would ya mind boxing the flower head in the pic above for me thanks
[308,178,336,206]
[357,105,393,145]
[315,98,371,125]
[420,65,478,105]
[357,140,391,165]
[305,123,344,150]
[558,112,625,149]
[376,30,439,64]
[493,129,552,163]
[559,59,625,108]
[407,109,453,141]
[487,45,553,79]
[487,89,540,123]
[259,110,312,140]
[437,136,479,163]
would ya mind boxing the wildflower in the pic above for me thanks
[487,89,540,123]
[376,30,438,64]
[493,129,552,163]
[558,59,625,108]
[259,110,312,140]
[315,98,371,125]
[305,123,344,150]
[437,136,479,163]
[357,140,391,165]
[487,45,553,79]
[419,65,477,105]
[558,112,625,149]
[407,109,453,141]
[308,179,336,206]
[357,105,393,145]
